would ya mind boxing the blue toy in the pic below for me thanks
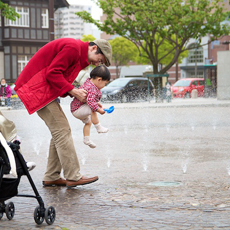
[104,106,114,114]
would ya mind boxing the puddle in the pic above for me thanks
[148,181,182,187]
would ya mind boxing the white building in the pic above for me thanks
[54,5,94,39]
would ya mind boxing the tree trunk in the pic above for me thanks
[116,65,119,78]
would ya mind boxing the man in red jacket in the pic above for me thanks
[15,38,112,188]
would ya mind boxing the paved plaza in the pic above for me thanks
[0,98,230,229]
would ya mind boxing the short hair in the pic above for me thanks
[90,65,111,81]
[88,42,103,55]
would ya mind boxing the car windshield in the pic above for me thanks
[173,80,191,87]
[106,78,130,87]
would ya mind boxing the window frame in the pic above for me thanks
[18,55,32,74]
[5,6,29,27]
[41,8,49,28]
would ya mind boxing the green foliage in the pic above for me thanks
[81,34,96,42]
[76,0,230,74]
[109,36,138,77]
[0,1,20,20]
[109,37,138,66]
[136,34,189,66]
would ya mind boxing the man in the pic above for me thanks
[14,38,112,188]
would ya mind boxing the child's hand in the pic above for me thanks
[97,102,103,108]
[97,107,105,115]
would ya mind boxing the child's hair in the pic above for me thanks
[90,65,111,81]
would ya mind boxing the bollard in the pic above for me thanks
[191,89,198,98]
[165,82,171,103]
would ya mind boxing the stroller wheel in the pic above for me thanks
[45,206,56,225]
[34,206,45,225]
[5,202,15,220]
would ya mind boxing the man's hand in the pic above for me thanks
[68,88,87,102]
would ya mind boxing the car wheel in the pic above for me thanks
[121,94,128,103]
[184,92,190,98]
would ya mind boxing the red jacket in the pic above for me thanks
[15,38,89,114]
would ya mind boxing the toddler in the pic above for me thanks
[71,65,110,148]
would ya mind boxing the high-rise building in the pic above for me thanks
[54,5,93,39]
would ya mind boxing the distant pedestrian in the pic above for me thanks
[71,65,110,148]
[0,78,12,107]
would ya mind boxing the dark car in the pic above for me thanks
[101,77,154,103]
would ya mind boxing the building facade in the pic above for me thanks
[54,5,93,39]
[0,0,69,83]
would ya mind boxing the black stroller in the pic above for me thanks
[0,132,56,225]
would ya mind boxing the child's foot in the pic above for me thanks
[84,137,96,148]
[95,123,109,133]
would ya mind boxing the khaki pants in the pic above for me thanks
[37,100,81,181]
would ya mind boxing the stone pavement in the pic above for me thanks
[1,97,230,230]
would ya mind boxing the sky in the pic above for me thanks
[66,0,102,21]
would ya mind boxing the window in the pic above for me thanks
[18,55,32,74]
[199,80,204,85]
[42,8,49,28]
[140,80,149,87]
[5,7,29,27]
[192,81,198,86]
[187,43,203,63]
[189,71,204,78]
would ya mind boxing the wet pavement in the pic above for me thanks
[1,97,230,229]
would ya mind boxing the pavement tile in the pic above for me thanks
[1,98,230,229]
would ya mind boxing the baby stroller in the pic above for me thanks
[0,112,56,225]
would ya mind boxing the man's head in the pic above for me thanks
[88,39,112,67]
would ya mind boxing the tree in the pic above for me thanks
[136,37,188,66]
[109,37,138,78]
[0,1,19,20]
[76,0,229,75]
[81,34,96,42]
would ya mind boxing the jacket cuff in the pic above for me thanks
[59,85,74,97]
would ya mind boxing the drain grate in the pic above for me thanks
[148,181,182,187]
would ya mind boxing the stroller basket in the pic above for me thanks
[0,139,56,225]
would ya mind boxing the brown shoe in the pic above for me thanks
[43,178,66,187]
[66,176,99,188]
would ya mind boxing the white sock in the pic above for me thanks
[83,136,96,148]
[95,123,109,133]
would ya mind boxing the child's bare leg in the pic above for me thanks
[83,121,92,137]
[83,120,96,148]
[91,111,109,133]
[91,111,99,125]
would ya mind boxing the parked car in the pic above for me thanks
[171,78,204,98]
[101,77,154,103]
